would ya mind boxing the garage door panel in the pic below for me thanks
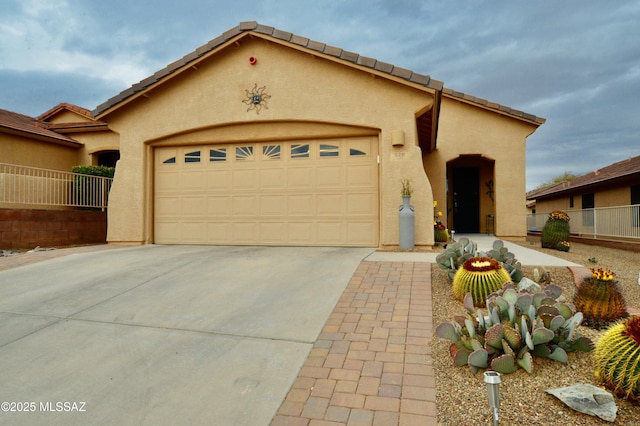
[288,195,316,216]
[181,222,207,243]
[181,171,206,190]
[155,196,181,217]
[317,194,345,215]
[316,222,345,244]
[316,166,344,187]
[207,196,231,216]
[232,169,259,190]
[181,197,206,217]
[233,222,259,243]
[232,196,259,215]
[260,222,287,243]
[259,168,286,189]
[207,222,231,242]
[288,223,315,244]
[206,170,231,190]
[155,137,379,246]
[260,195,286,215]
[348,222,377,244]
[287,168,314,188]
[347,164,377,187]
[347,193,377,215]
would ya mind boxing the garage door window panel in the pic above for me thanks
[291,144,310,159]
[262,145,281,160]
[209,148,226,162]
[236,146,254,161]
[185,151,201,163]
[319,144,339,157]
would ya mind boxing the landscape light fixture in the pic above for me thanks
[484,370,502,426]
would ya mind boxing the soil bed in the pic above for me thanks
[432,240,640,425]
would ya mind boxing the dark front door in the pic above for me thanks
[453,167,480,233]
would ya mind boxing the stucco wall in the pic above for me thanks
[535,183,637,214]
[424,97,538,238]
[0,133,79,171]
[103,36,436,247]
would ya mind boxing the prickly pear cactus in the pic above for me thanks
[541,210,570,249]
[452,257,511,306]
[573,268,628,329]
[594,316,640,404]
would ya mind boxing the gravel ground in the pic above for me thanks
[432,240,640,425]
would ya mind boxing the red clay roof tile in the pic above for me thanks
[0,108,81,146]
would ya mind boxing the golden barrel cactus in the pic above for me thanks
[594,316,640,404]
[453,257,511,306]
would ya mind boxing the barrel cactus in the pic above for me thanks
[573,268,628,329]
[436,284,593,375]
[453,257,511,306]
[541,210,570,249]
[594,316,640,404]
[434,224,449,243]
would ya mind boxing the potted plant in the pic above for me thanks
[399,178,414,249]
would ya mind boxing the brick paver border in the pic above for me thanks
[271,261,436,426]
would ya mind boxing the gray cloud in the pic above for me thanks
[1,0,638,190]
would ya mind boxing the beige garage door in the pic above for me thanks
[154,137,379,246]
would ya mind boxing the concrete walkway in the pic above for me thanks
[0,238,578,425]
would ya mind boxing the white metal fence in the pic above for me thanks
[527,205,640,240]
[0,163,113,210]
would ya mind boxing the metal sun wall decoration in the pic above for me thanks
[242,84,271,114]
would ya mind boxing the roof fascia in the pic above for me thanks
[0,125,82,148]
[443,90,545,126]
[93,32,249,119]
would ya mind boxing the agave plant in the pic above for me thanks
[436,284,593,375]
[573,268,628,329]
[452,257,511,306]
[594,316,640,404]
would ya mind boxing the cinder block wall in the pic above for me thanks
[0,209,107,250]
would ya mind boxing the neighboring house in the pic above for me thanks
[3,21,546,248]
[0,104,117,169]
[526,155,640,214]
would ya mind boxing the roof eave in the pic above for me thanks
[443,89,545,126]
[0,125,82,148]
[92,21,445,119]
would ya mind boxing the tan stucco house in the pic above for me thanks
[3,22,546,248]
[526,155,640,214]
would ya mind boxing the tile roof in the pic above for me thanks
[527,155,640,200]
[39,103,94,121]
[92,21,545,125]
[0,108,81,147]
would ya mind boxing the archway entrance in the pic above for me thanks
[447,155,495,234]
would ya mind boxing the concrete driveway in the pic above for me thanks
[0,245,374,425]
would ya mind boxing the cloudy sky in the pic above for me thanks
[1,0,638,190]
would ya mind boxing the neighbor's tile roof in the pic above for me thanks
[92,21,545,125]
[527,155,640,200]
[39,103,94,121]
[0,108,81,147]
